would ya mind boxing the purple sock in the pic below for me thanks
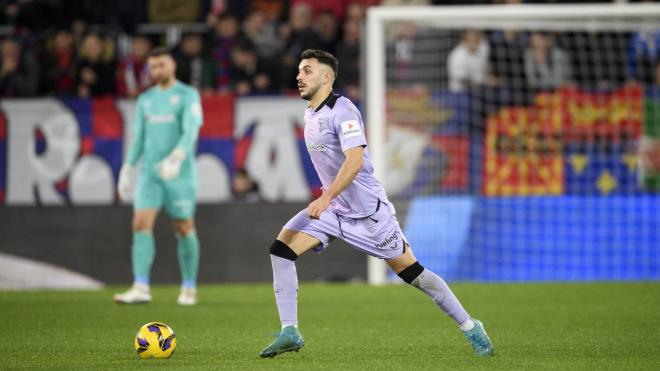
[270,254,298,327]
[412,269,470,326]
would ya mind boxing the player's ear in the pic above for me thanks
[323,69,332,85]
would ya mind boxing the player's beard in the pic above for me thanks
[157,74,174,87]
[300,81,321,101]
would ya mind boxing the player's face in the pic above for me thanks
[297,58,323,101]
[148,55,176,85]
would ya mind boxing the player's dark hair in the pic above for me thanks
[300,49,339,78]
[148,46,172,58]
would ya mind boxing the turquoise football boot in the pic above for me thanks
[462,318,494,356]
[259,326,305,358]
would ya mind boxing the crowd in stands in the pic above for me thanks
[1,0,659,101]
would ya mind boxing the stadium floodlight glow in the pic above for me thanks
[365,3,660,285]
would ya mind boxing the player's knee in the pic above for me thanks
[269,240,298,261]
[397,261,425,284]
[173,220,195,236]
[132,217,152,232]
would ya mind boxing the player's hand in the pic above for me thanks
[117,164,133,201]
[307,195,331,220]
[158,148,186,180]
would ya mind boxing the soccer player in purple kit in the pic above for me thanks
[259,49,494,358]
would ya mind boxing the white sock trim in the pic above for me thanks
[459,318,475,331]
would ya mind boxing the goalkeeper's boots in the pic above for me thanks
[177,287,198,306]
[113,283,152,304]
[462,318,494,356]
[259,325,304,358]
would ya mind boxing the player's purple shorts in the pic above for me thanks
[283,199,407,260]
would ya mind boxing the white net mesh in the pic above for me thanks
[372,6,660,281]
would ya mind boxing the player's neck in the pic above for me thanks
[309,87,333,110]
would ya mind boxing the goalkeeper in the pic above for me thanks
[113,47,203,306]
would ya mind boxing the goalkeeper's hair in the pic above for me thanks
[148,46,173,58]
[301,49,339,78]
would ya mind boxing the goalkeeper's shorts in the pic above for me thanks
[134,172,197,220]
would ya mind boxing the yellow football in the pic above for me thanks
[134,322,176,359]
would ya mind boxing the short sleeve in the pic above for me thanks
[334,105,367,152]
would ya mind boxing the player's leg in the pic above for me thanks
[386,245,493,356]
[172,218,199,305]
[113,208,159,304]
[114,174,163,304]
[164,177,199,305]
[260,209,335,358]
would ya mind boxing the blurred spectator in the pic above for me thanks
[71,19,88,46]
[336,20,361,101]
[232,167,261,202]
[283,3,322,89]
[563,31,628,89]
[230,40,280,95]
[290,0,348,21]
[0,37,38,97]
[524,31,572,91]
[243,10,284,61]
[447,30,489,92]
[1,1,20,26]
[1,0,55,33]
[345,2,366,23]
[627,30,660,85]
[316,11,340,54]
[487,30,527,90]
[75,33,116,97]
[116,35,153,98]
[40,29,77,95]
[251,0,286,23]
[211,13,243,92]
[174,33,216,94]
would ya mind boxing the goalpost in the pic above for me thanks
[365,4,660,285]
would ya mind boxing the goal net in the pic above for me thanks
[365,4,660,284]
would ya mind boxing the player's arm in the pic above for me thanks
[308,146,363,219]
[158,91,203,180]
[126,96,146,166]
[117,97,146,200]
[175,91,203,155]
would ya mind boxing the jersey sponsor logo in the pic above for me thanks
[146,114,176,124]
[374,230,399,249]
[170,95,180,106]
[340,120,361,139]
[307,143,326,152]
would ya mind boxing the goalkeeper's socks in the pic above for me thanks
[269,241,299,328]
[398,262,470,326]
[177,231,200,285]
[132,231,155,283]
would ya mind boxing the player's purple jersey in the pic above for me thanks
[304,93,389,218]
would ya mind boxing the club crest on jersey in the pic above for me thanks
[170,95,180,106]
[318,118,328,131]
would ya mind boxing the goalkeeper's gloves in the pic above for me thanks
[117,164,133,201]
[158,147,186,180]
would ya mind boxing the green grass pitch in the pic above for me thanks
[1,282,659,370]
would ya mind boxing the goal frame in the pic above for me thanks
[364,3,660,285]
